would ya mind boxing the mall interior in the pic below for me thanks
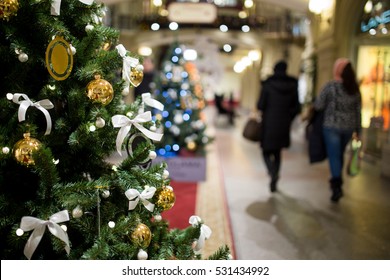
[96,0,390,260]
[1,0,390,262]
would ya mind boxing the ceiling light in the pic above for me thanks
[223,44,232,52]
[248,50,261,61]
[364,1,373,13]
[153,0,162,7]
[238,11,248,19]
[151,23,160,31]
[183,49,197,61]
[241,25,250,32]
[169,22,179,30]
[244,0,254,8]
[309,0,333,14]
[138,46,152,56]
[219,24,228,32]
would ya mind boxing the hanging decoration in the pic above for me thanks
[111,111,163,156]
[189,215,212,253]
[116,44,136,85]
[86,74,114,105]
[141,92,164,112]
[18,210,70,260]
[0,0,19,21]
[126,132,152,169]
[45,36,73,81]
[155,186,175,211]
[50,0,93,16]
[8,93,54,135]
[15,49,28,62]
[125,187,156,212]
[13,133,42,166]
[130,65,144,87]
[130,223,151,248]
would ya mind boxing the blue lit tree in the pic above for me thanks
[154,43,211,157]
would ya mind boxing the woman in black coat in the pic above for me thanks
[257,61,301,192]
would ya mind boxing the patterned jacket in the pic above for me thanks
[314,80,361,134]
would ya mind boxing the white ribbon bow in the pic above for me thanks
[111,111,163,156]
[51,0,94,16]
[141,92,164,112]
[10,93,54,135]
[19,210,70,260]
[189,215,212,252]
[115,44,140,85]
[125,187,156,212]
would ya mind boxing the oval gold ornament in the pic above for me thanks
[45,36,73,81]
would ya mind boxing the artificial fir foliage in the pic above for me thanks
[0,0,229,260]
[153,42,212,157]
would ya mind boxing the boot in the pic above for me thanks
[270,174,279,192]
[330,177,343,202]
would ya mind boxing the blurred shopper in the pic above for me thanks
[314,58,362,202]
[257,61,300,192]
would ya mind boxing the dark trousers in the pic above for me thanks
[262,149,281,180]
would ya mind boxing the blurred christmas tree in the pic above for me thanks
[153,42,212,157]
[0,0,229,260]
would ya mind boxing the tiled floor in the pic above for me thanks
[209,107,390,260]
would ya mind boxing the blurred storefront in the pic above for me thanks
[356,1,390,158]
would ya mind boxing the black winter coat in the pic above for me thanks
[257,74,300,151]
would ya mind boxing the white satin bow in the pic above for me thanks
[51,0,94,16]
[116,44,140,85]
[125,187,156,212]
[19,210,70,260]
[10,93,54,135]
[141,92,164,112]
[111,111,163,156]
[189,215,212,253]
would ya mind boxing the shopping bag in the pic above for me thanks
[347,139,362,176]
[242,117,262,142]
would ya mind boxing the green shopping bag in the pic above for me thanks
[347,139,362,176]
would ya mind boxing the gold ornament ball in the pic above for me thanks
[13,133,41,166]
[156,187,176,211]
[131,223,152,248]
[86,74,114,106]
[0,0,19,21]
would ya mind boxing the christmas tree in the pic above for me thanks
[153,42,211,157]
[0,0,229,260]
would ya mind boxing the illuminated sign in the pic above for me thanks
[361,9,390,32]
[168,2,217,23]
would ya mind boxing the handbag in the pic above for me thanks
[306,109,327,163]
[347,138,362,176]
[242,115,262,142]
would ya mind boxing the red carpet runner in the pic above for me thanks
[162,181,197,229]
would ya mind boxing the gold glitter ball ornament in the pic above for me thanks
[156,187,176,211]
[13,133,41,166]
[86,74,114,106]
[130,223,152,248]
[0,0,19,21]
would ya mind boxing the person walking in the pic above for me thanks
[314,58,362,203]
[257,61,300,192]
